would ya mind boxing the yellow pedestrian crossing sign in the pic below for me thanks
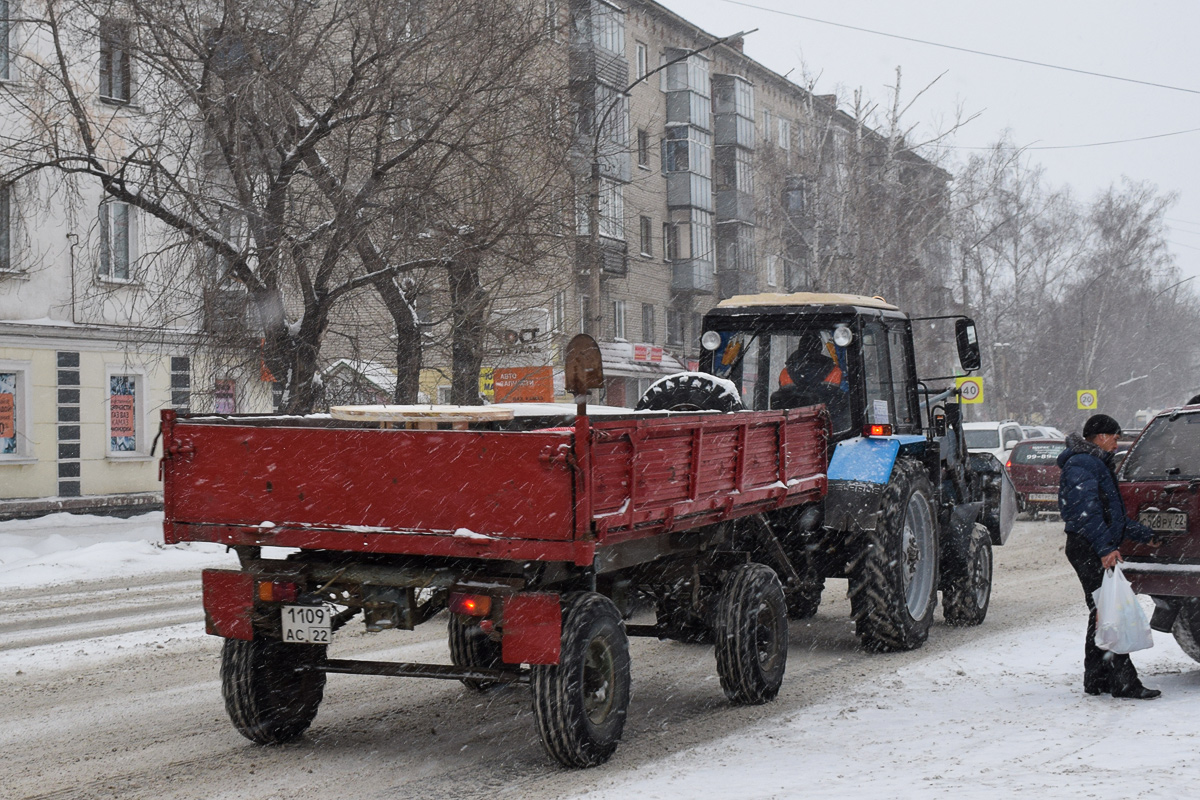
[1077,390,1098,410]
[956,376,984,404]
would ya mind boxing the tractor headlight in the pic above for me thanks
[700,330,722,351]
[833,325,853,347]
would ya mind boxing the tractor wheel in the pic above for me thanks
[531,593,631,768]
[448,613,504,691]
[1172,599,1200,663]
[714,563,788,705]
[942,523,993,627]
[221,637,326,744]
[635,372,743,413]
[848,459,939,652]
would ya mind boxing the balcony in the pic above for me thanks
[716,189,754,223]
[714,114,755,149]
[671,258,715,294]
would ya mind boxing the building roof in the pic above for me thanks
[715,292,899,311]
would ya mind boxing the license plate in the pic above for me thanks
[282,604,332,644]
[1139,511,1188,533]
[1028,493,1057,502]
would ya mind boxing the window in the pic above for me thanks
[762,109,773,143]
[639,216,652,256]
[99,18,132,102]
[886,323,916,430]
[612,299,626,340]
[215,379,237,414]
[642,303,656,343]
[1,0,11,81]
[107,370,144,455]
[662,126,712,177]
[667,308,684,346]
[636,129,650,169]
[663,126,690,172]
[0,363,31,459]
[766,255,778,287]
[591,2,624,55]
[663,222,679,262]
[635,41,647,79]
[98,201,133,280]
[777,117,791,149]
[552,290,566,333]
[0,183,9,272]
[580,294,591,335]
[597,178,624,240]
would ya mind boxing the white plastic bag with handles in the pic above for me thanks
[1092,563,1154,653]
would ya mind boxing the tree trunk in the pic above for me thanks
[371,275,423,403]
[448,252,488,405]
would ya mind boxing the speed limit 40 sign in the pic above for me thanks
[955,376,984,404]
[1077,390,1098,410]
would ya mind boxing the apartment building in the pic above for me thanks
[563,0,952,406]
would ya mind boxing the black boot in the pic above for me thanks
[1112,685,1161,700]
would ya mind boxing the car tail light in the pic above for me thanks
[449,592,492,617]
[1006,459,1012,469]
[864,424,893,437]
[257,580,298,603]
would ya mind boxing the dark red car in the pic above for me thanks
[1006,438,1067,517]
[1119,406,1200,663]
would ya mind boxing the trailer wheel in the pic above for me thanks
[1172,599,1200,663]
[635,372,742,412]
[714,563,788,704]
[786,577,824,620]
[531,593,631,768]
[221,638,326,744]
[448,613,504,691]
[942,523,993,626]
[849,459,939,652]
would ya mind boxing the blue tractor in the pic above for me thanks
[638,292,1016,652]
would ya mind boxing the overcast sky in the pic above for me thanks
[657,0,1200,285]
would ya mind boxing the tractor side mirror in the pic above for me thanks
[955,318,981,372]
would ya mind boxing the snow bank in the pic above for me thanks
[0,512,233,591]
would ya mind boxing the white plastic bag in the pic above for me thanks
[1092,563,1154,654]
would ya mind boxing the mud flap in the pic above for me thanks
[501,592,562,665]
[202,569,255,640]
[969,453,1018,545]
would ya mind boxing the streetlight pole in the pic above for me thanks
[583,29,754,343]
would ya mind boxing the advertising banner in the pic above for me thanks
[492,366,554,403]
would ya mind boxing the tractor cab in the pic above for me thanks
[700,293,925,446]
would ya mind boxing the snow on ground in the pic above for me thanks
[0,511,234,591]
[574,620,1200,800]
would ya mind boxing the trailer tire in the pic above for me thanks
[714,563,788,704]
[531,593,630,768]
[1172,599,1200,663]
[848,459,939,652]
[942,523,993,627]
[635,372,742,413]
[221,637,326,744]
[448,613,504,691]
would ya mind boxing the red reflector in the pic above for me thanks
[257,580,298,603]
[449,592,492,617]
[864,424,893,437]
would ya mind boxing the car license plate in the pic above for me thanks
[1028,493,1057,502]
[282,604,332,644]
[1139,511,1188,533]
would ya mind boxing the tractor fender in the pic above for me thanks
[825,436,928,533]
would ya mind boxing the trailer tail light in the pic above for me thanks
[449,592,492,617]
[864,424,893,437]
[257,580,299,603]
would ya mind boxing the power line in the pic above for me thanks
[936,126,1200,152]
[715,0,1200,96]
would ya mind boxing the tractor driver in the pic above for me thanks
[769,336,851,431]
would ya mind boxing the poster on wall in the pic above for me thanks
[0,372,15,454]
[110,375,137,451]
[215,379,237,414]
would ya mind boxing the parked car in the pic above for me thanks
[963,420,1025,466]
[1118,406,1200,663]
[1006,438,1067,517]
[1021,424,1065,440]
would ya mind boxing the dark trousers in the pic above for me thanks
[1064,533,1142,693]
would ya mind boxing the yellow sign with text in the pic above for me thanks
[1077,390,1098,410]
[955,376,984,404]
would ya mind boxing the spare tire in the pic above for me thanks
[636,373,743,413]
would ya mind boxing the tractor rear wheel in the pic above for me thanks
[848,459,939,652]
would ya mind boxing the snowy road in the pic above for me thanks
[1,516,1197,799]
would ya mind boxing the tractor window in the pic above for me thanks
[887,323,917,431]
[861,321,892,425]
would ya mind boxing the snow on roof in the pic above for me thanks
[322,359,398,393]
[715,292,899,311]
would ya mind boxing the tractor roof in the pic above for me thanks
[714,292,899,311]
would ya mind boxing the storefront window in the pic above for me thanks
[109,374,138,452]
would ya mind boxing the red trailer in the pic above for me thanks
[161,402,828,767]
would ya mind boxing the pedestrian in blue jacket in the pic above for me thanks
[1058,413,1160,699]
